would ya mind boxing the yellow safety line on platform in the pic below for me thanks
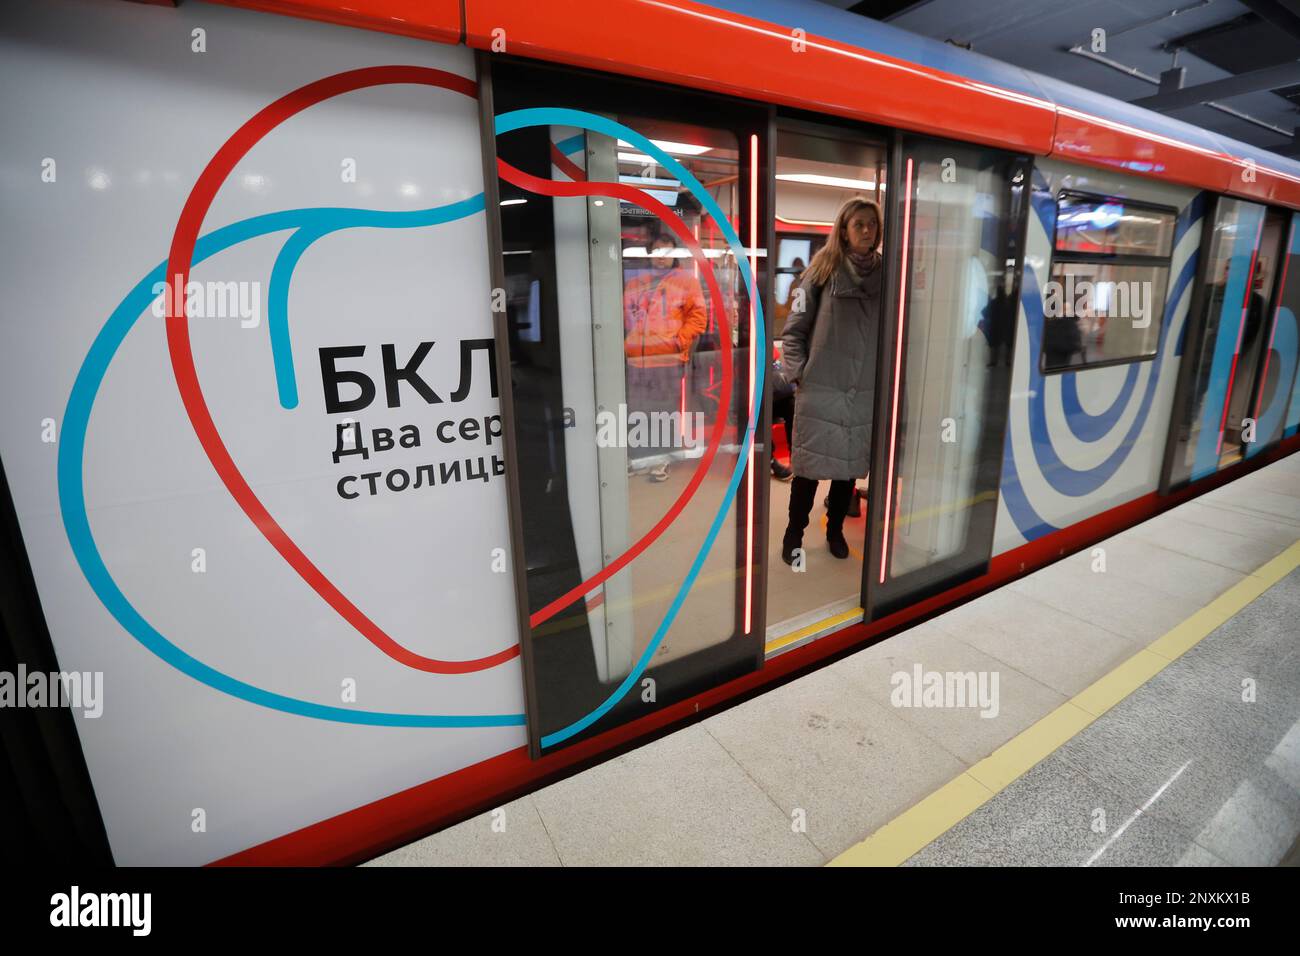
[828,538,1300,867]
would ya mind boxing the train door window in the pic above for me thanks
[867,138,1030,619]
[1221,207,1288,460]
[767,122,887,649]
[1164,199,1289,487]
[1283,214,1300,441]
[1245,213,1300,455]
[488,61,767,755]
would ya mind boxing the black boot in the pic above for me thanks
[825,481,852,559]
[826,524,849,559]
[781,526,802,565]
[785,476,816,566]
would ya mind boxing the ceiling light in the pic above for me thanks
[617,139,711,156]
[776,172,878,190]
[776,214,834,228]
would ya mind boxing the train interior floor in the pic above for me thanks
[764,472,869,641]
[368,453,1300,866]
[602,451,869,668]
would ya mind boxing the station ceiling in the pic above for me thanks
[818,0,1300,155]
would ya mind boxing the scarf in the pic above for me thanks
[846,248,882,278]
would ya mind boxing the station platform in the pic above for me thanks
[368,454,1300,867]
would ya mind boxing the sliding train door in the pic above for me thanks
[865,138,1031,620]
[482,59,770,756]
[1162,199,1300,490]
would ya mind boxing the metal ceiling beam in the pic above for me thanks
[1069,46,1292,137]
[1240,0,1300,43]
[1129,60,1300,111]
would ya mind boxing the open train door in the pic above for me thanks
[481,58,772,757]
[863,137,1032,621]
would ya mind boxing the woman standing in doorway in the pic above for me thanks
[779,197,883,563]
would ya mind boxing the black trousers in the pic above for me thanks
[788,475,853,535]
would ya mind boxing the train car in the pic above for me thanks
[2,0,1298,866]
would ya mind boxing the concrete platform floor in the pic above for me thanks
[366,453,1300,867]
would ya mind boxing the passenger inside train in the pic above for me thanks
[622,229,709,483]
[778,194,883,567]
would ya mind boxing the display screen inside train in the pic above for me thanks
[1054,197,1174,256]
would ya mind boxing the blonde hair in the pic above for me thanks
[801,196,882,288]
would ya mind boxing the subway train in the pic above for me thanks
[2,0,1299,865]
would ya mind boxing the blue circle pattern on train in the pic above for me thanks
[998,177,1205,541]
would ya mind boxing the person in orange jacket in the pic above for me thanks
[623,232,708,367]
[623,231,709,479]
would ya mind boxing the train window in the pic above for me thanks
[1164,199,1293,486]
[489,62,767,755]
[1041,193,1177,373]
[869,138,1029,617]
[1055,195,1176,257]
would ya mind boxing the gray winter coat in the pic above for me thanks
[780,258,882,480]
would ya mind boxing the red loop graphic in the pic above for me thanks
[164,67,520,674]
[164,66,737,674]
[548,141,588,183]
